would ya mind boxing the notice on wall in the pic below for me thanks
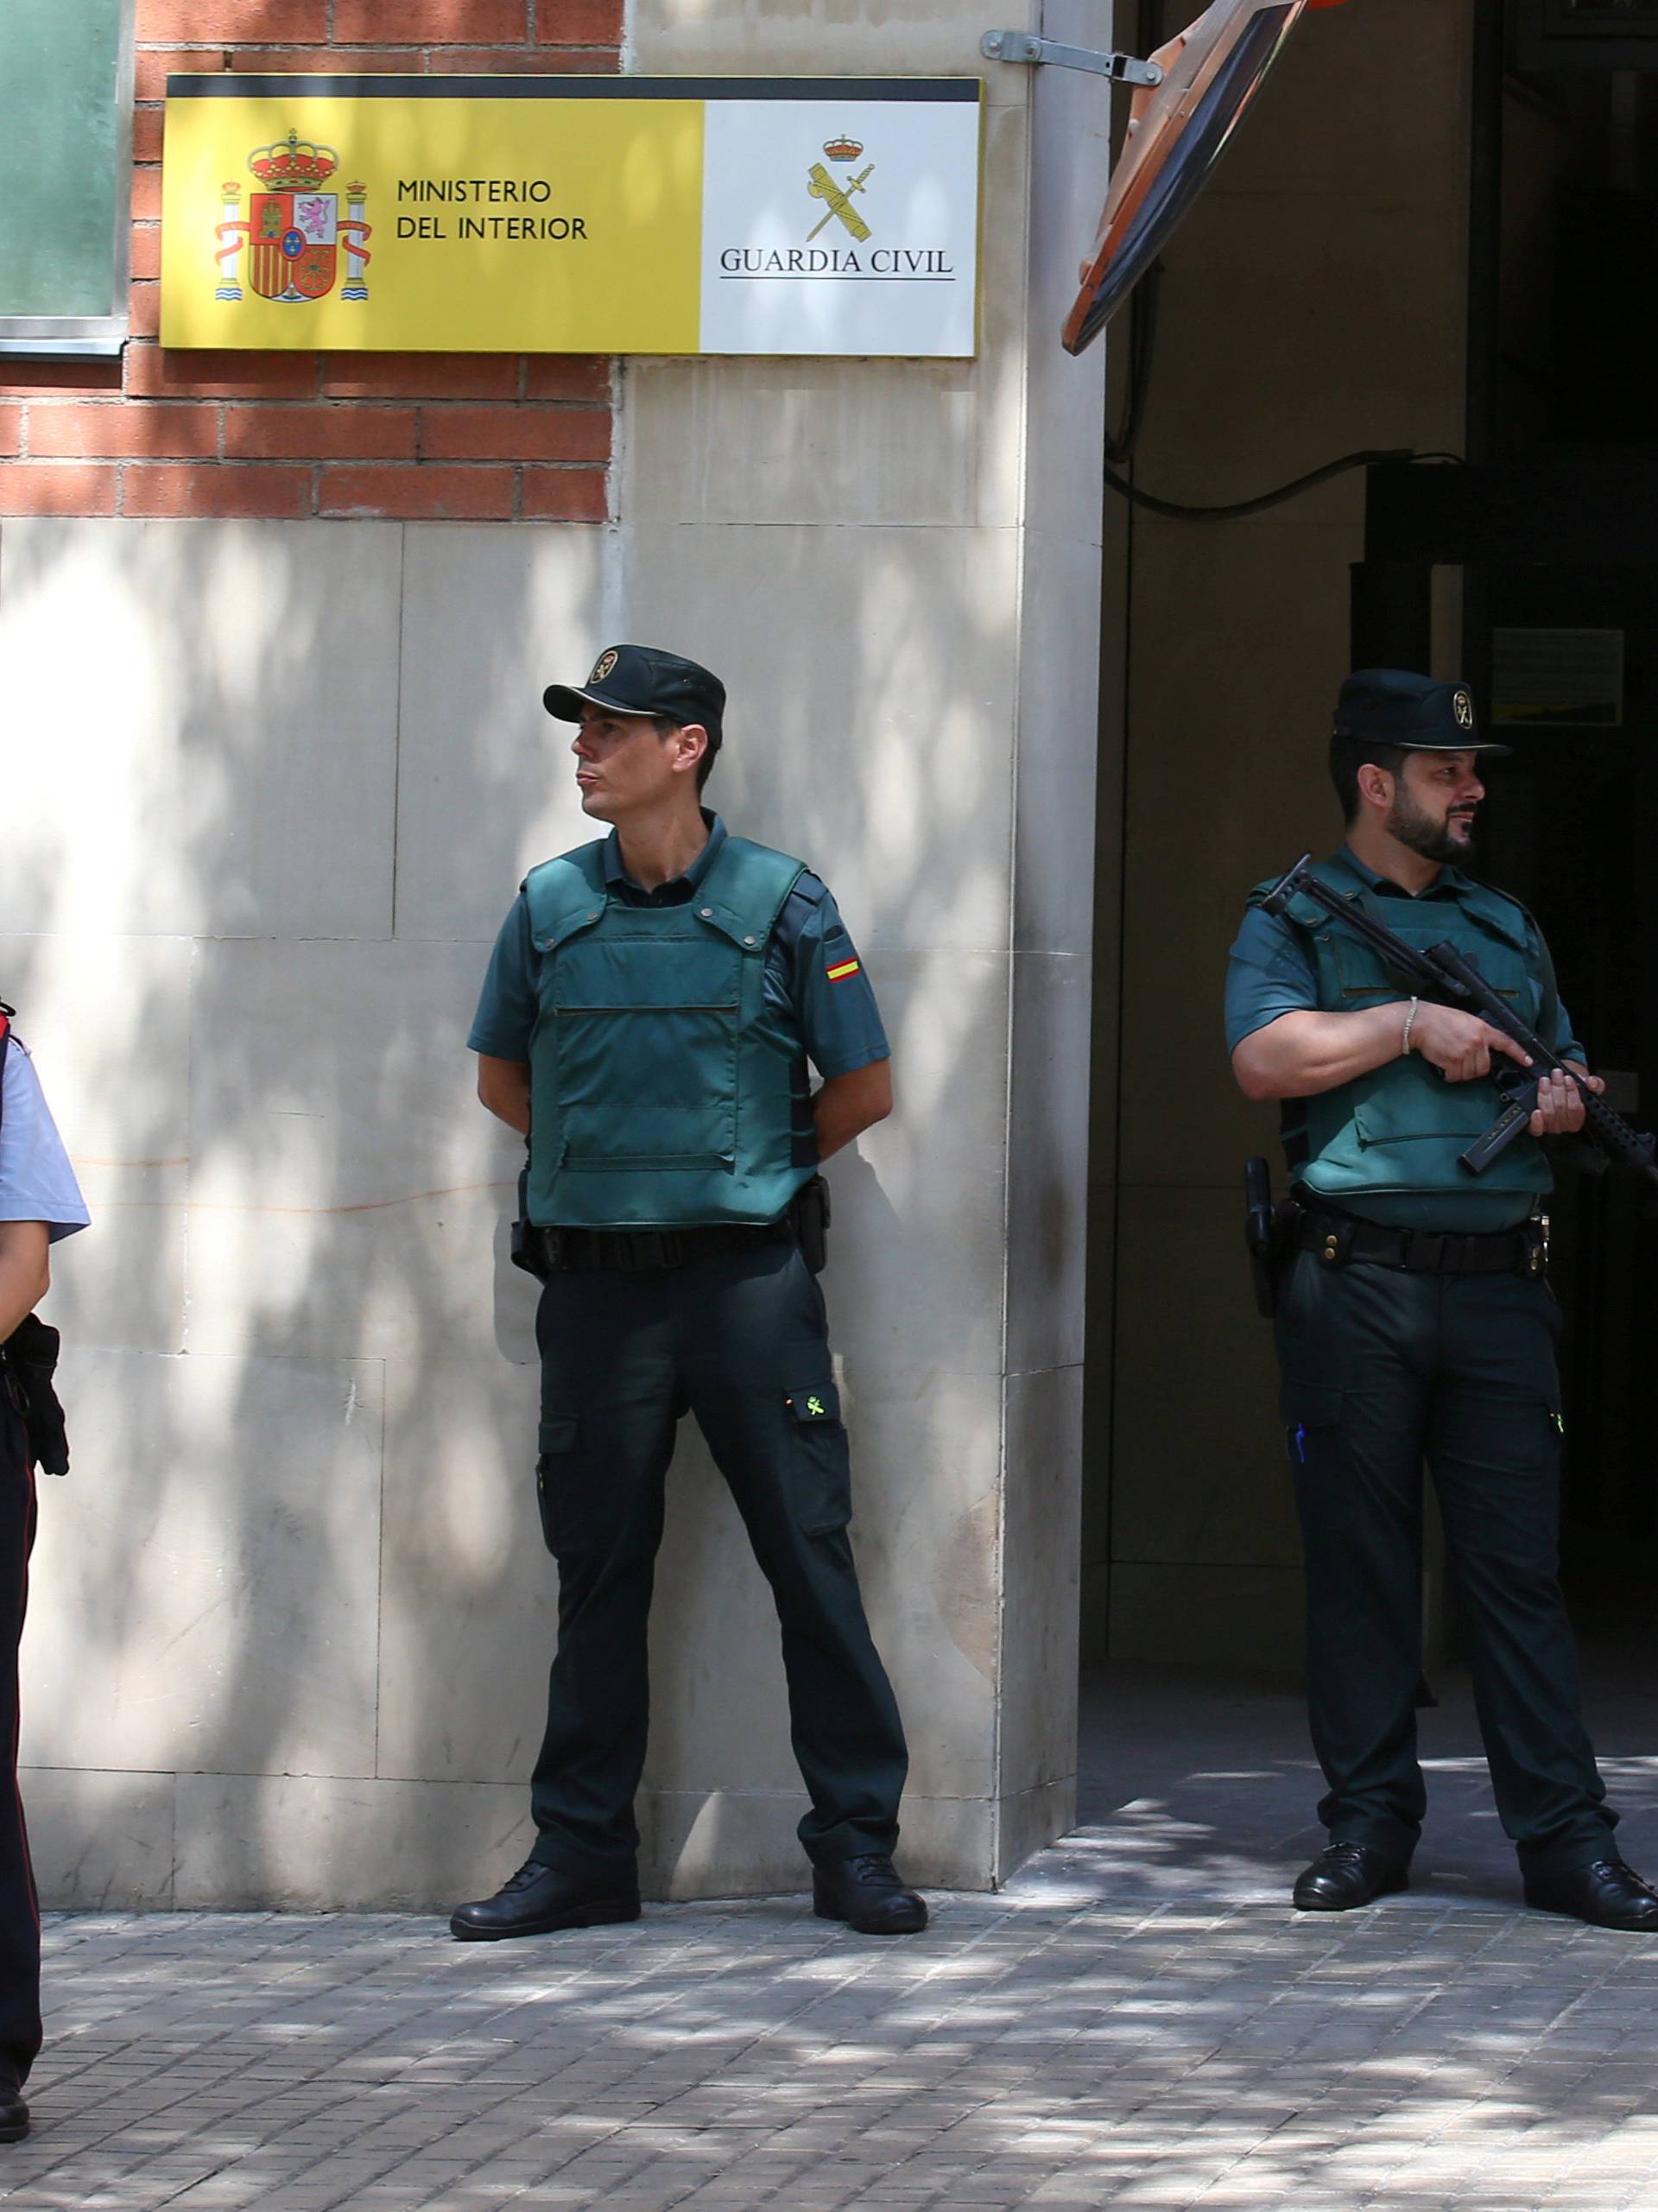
[160,75,983,358]
[1491,627,1625,729]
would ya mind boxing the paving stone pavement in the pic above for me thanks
[8,1660,1658,2212]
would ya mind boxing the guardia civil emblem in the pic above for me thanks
[807,136,876,244]
[1453,688,1474,731]
[213,130,373,305]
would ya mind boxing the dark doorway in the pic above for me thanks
[1354,0,1658,1667]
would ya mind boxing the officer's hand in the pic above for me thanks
[1408,1003,1532,1083]
[1528,1061,1603,1138]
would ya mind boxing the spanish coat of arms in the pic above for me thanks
[214,130,372,304]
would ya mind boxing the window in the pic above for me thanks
[0,0,135,358]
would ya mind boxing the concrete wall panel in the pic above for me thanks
[183,936,521,1364]
[22,1347,384,1781]
[0,519,401,942]
[617,520,1022,956]
[393,525,610,946]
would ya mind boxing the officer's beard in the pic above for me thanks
[1387,789,1478,866]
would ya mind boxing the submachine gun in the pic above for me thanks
[1243,854,1658,1317]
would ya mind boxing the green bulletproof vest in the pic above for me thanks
[1252,852,1554,1208]
[522,833,810,1228]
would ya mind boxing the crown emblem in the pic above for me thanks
[247,129,339,192]
[822,134,864,163]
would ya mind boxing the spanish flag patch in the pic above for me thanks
[826,956,862,984]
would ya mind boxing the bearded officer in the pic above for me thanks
[452,644,923,1941]
[1226,669,1658,1930]
[1,1001,89,2144]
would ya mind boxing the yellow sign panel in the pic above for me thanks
[162,90,703,354]
[160,77,983,358]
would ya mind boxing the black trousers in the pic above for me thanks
[528,1239,908,1879]
[1275,1251,1615,1879]
[0,1385,40,2082]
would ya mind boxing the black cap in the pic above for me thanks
[543,643,725,745]
[1332,669,1509,757]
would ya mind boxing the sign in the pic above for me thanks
[1491,627,1625,729]
[161,76,982,358]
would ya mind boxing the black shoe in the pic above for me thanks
[0,2063,27,2144]
[813,1853,927,1935]
[450,1857,641,1942]
[1524,1857,1658,1932]
[1292,1842,1409,1912]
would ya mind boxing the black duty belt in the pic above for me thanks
[521,1217,794,1275]
[1294,1203,1547,1279]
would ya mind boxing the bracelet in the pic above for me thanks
[1401,998,1420,1056]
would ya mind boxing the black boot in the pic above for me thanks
[450,1857,641,1942]
[1292,1842,1409,1912]
[813,1854,927,1935]
[0,2059,28,2144]
[1524,1858,1658,1932]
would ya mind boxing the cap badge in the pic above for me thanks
[590,648,619,685]
[1452,689,1474,731]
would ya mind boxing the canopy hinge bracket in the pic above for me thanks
[979,30,1164,86]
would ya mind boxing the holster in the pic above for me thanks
[794,1174,832,1276]
[1244,1157,1300,1321]
[1,1313,70,1477]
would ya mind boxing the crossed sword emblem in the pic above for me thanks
[807,161,875,244]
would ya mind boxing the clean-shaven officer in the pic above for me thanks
[454,644,924,1941]
[0,1002,89,2145]
[1226,669,1658,1930]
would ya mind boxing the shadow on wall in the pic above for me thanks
[0,496,1020,1906]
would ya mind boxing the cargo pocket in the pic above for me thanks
[1281,1385,1342,1470]
[785,1380,851,1537]
[535,1414,581,1559]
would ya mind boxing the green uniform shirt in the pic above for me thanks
[1225,846,1585,1233]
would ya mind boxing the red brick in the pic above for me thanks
[130,283,161,341]
[224,403,418,460]
[0,462,119,517]
[520,466,608,522]
[321,353,520,401]
[523,355,610,402]
[0,361,123,400]
[319,462,515,519]
[536,0,623,43]
[131,168,163,223]
[136,0,328,36]
[133,109,165,162]
[420,403,610,463]
[131,225,162,282]
[0,407,20,460]
[138,48,422,99]
[123,462,313,518]
[125,345,318,400]
[28,402,219,460]
[333,0,526,41]
[425,46,615,71]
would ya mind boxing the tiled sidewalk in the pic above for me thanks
[8,1663,1658,2211]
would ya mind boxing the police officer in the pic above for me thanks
[0,1001,89,2143]
[452,644,924,1941]
[1226,669,1658,1930]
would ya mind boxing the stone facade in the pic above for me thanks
[2,0,1102,1906]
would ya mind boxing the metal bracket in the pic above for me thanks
[979,30,1163,86]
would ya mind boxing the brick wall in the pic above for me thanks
[0,2,620,523]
